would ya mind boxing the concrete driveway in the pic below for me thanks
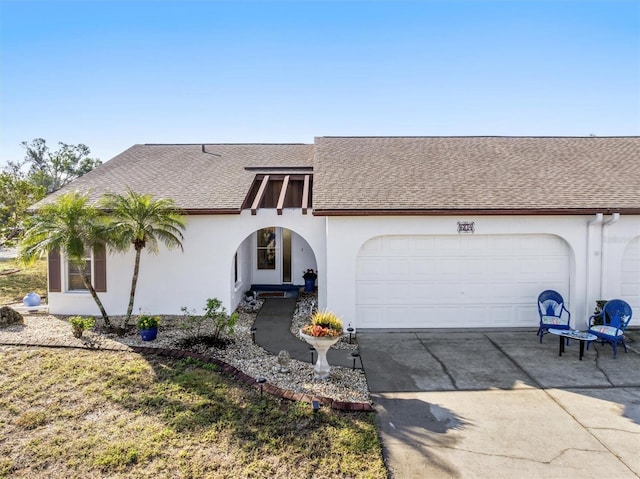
[358,329,640,479]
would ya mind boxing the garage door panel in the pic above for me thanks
[357,258,383,278]
[414,237,436,251]
[357,282,386,303]
[439,237,463,253]
[465,259,489,276]
[359,237,383,255]
[388,282,412,301]
[493,237,514,251]
[386,237,411,254]
[357,234,570,328]
[357,307,384,327]
[490,258,514,275]
[621,237,640,313]
[410,259,436,275]
[386,259,411,276]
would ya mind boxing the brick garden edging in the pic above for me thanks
[0,338,374,412]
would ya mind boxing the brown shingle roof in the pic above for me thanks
[36,137,640,214]
[38,143,315,212]
[312,136,640,214]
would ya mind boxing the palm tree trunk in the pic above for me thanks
[122,247,142,330]
[79,264,111,328]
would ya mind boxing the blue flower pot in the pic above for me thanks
[139,327,158,341]
[23,292,41,307]
[304,278,316,292]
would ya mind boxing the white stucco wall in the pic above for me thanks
[601,217,640,312]
[47,211,640,330]
[48,209,327,317]
[324,214,640,330]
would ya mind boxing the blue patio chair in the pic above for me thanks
[587,299,632,358]
[537,290,571,343]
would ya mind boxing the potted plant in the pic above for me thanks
[69,316,95,338]
[137,314,160,341]
[300,309,343,379]
[302,269,318,292]
[592,300,608,326]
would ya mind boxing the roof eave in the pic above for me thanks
[183,208,242,215]
[312,208,640,216]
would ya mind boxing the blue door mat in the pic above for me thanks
[250,284,300,299]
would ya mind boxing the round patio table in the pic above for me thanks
[548,328,597,360]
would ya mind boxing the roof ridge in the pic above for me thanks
[142,143,311,146]
[317,135,640,139]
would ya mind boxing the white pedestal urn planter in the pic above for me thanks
[300,331,342,380]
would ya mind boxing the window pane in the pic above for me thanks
[258,227,276,248]
[257,249,276,270]
[68,260,91,291]
[234,252,238,283]
[282,229,291,282]
[257,228,277,270]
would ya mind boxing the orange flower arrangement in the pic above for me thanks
[301,309,343,338]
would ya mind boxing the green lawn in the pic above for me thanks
[0,347,386,478]
[0,257,47,305]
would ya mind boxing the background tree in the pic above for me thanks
[19,192,112,327]
[0,172,46,246]
[101,189,185,331]
[11,138,102,194]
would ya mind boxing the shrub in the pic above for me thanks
[136,314,160,330]
[204,298,238,341]
[69,316,95,338]
[180,298,238,343]
[179,306,207,340]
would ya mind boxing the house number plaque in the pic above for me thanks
[457,221,475,234]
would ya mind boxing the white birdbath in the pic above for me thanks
[300,331,342,380]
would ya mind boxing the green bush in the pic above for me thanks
[136,314,160,330]
[69,316,95,338]
[180,298,238,342]
[180,306,208,340]
[204,298,238,341]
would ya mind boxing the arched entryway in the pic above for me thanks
[231,226,318,306]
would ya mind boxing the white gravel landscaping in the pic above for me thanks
[0,294,370,404]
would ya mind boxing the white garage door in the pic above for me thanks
[356,234,570,328]
[621,237,640,314]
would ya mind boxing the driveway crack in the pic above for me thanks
[483,333,543,388]
[417,334,458,390]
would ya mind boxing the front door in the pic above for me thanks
[253,227,292,284]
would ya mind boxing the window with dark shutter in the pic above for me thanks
[93,243,107,292]
[48,249,61,292]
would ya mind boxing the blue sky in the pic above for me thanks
[1,0,639,166]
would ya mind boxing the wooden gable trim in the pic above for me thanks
[251,175,270,215]
[301,175,310,215]
[276,175,290,215]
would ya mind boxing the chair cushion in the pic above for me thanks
[589,325,623,337]
[539,301,562,317]
[541,315,566,325]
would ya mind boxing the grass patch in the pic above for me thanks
[0,347,386,478]
[0,257,47,305]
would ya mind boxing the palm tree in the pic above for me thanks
[101,189,185,331]
[19,191,112,327]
